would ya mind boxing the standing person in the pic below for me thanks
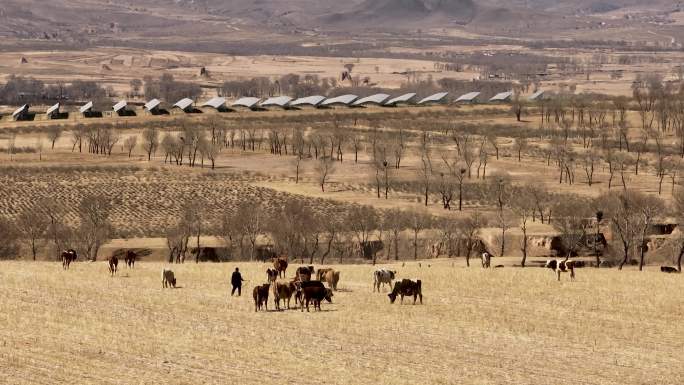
[231,267,244,296]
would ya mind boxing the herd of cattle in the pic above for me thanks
[57,248,679,312]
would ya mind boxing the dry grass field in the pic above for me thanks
[0,259,682,385]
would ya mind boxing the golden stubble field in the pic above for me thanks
[0,260,682,385]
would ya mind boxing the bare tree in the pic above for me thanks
[635,194,665,271]
[385,209,408,260]
[16,207,49,260]
[142,127,159,161]
[347,205,379,260]
[77,194,114,261]
[457,211,487,266]
[123,135,137,157]
[408,211,432,260]
[0,218,19,259]
[512,186,537,267]
[47,125,62,149]
[488,173,513,257]
[418,138,433,206]
[552,196,593,260]
[599,190,644,270]
[315,156,336,192]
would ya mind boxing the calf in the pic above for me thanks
[162,268,177,288]
[373,269,396,292]
[388,279,423,305]
[108,256,118,276]
[661,266,680,273]
[253,284,270,312]
[320,270,340,291]
[545,259,576,281]
[124,250,136,268]
[300,282,333,312]
[61,249,77,270]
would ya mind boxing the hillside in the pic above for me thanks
[0,0,679,47]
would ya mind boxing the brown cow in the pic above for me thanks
[300,281,333,312]
[316,268,333,281]
[253,284,270,312]
[272,281,296,310]
[273,257,288,278]
[388,279,423,304]
[124,250,136,268]
[61,249,77,270]
[320,270,340,291]
[108,256,118,276]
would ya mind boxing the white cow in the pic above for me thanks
[481,252,492,268]
[373,269,396,292]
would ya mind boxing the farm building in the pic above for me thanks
[384,93,416,107]
[231,97,262,111]
[12,104,30,121]
[418,92,449,105]
[490,91,513,103]
[290,95,326,109]
[353,93,390,107]
[79,101,96,118]
[143,99,162,115]
[455,92,481,104]
[260,96,292,110]
[172,98,195,114]
[201,97,229,112]
[321,94,358,108]
[112,100,133,116]
[528,90,546,101]
[46,103,61,119]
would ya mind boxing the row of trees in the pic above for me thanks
[6,195,114,262]
[0,75,110,105]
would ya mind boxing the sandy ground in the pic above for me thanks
[0,259,682,385]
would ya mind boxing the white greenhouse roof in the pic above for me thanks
[528,90,545,101]
[12,104,29,118]
[455,92,481,102]
[353,93,390,106]
[113,100,127,112]
[418,92,448,105]
[173,98,194,110]
[321,94,358,106]
[46,103,60,116]
[144,99,161,111]
[231,97,262,108]
[79,101,93,113]
[385,93,416,105]
[490,91,513,102]
[290,95,326,107]
[261,96,293,107]
[202,97,226,109]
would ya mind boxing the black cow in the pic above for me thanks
[661,266,680,273]
[388,279,422,305]
[296,266,315,282]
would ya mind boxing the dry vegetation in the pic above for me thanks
[1,259,682,385]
